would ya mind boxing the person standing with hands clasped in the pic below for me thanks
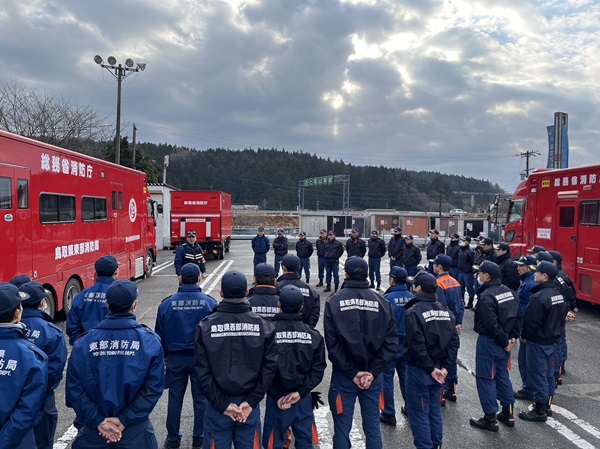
[404,271,459,449]
[175,231,207,284]
[469,261,522,432]
[252,227,270,268]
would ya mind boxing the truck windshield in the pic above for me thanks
[507,199,524,223]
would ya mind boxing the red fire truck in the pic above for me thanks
[505,165,600,304]
[170,190,232,259]
[0,130,159,318]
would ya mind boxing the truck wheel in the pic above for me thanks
[46,289,57,320]
[145,249,154,278]
[218,249,224,260]
[62,278,81,317]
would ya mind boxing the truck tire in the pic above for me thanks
[46,289,57,320]
[62,278,81,317]
[145,249,154,278]
[218,248,224,260]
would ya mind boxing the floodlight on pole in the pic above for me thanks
[93,54,146,165]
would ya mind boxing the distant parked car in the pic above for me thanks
[449,208,467,216]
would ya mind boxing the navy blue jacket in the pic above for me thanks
[556,268,576,311]
[315,237,327,257]
[195,300,279,412]
[388,235,406,260]
[446,241,460,268]
[247,285,280,320]
[66,313,165,429]
[401,243,422,266]
[426,239,445,260]
[324,239,344,265]
[295,239,314,259]
[367,237,387,259]
[0,325,48,448]
[252,234,270,255]
[517,271,537,315]
[498,253,520,291]
[436,273,464,326]
[474,279,522,348]
[475,248,499,265]
[522,282,566,345]
[272,236,289,256]
[324,279,398,380]
[21,308,67,394]
[175,242,207,276]
[268,313,326,400]
[66,276,114,346]
[457,245,475,273]
[277,273,320,328]
[384,284,412,357]
[404,292,459,374]
[155,285,217,355]
[346,237,366,258]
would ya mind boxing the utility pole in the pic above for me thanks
[516,150,541,178]
[132,123,137,169]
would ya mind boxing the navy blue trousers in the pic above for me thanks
[369,258,382,284]
[405,365,444,449]
[317,257,326,282]
[253,253,267,268]
[205,396,261,449]
[263,395,314,449]
[518,339,533,395]
[390,258,404,269]
[165,353,206,446]
[381,347,407,417]
[298,257,311,282]
[475,336,515,414]
[526,342,555,403]
[325,264,339,286]
[33,393,58,449]
[72,420,158,449]
[458,272,475,300]
[328,370,383,449]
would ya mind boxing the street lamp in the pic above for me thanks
[94,55,146,165]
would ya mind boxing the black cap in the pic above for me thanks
[371,230,379,235]
[277,228,284,233]
[480,237,493,245]
[281,254,301,271]
[536,260,558,279]
[9,275,32,288]
[279,285,304,311]
[389,266,408,281]
[0,283,29,314]
[180,263,201,284]
[328,230,335,236]
[187,230,197,237]
[548,251,562,264]
[429,229,439,235]
[257,226,264,231]
[221,271,248,298]
[95,255,119,277]
[404,234,414,240]
[450,233,460,239]
[408,271,437,293]
[19,282,51,307]
[536,252,554,263]
[320,229,327,234]
[515,256,537,270]
[254,263,278,278]
[433,254,452,270]
[474,261,501,278]
[393,227,402,232]
[495,243,510,252]
[526,245,546,254]
[344,256,368,279]
[352,227,359,232]
[461,236,472,242]
[106,280,139,308]
[299,231,306,237]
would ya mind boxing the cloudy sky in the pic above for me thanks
[1,0,598,193]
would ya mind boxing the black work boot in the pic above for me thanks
[497,404,515,427]
[379,413,397,426]
[470,413,499,432]
[376,282,381,290]
[465,297,474,309]
[369,282,375,289]
[316,280,323,287]
[334,284,339,292]
[555,371,562,386]
[443,385,457,402]
[518,402,548,422]
[546,396,553,417]
[324,284,331,292]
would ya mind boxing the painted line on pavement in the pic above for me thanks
[152,260,173,274]
[53,424,78,449]
[552,405,600,440]
[546,417,597,449]
[202,260,234,296]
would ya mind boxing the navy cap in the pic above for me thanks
[221,271,248,298]
[106,280,139,307]
[371,230,379,235]
[450,233,460,239]
[0,283,29,315]
[257,226,264,231]
[408,271,438,293]
[461,236,472,242]
[187,230,197,237]
[548,251,562,264]
[429,229,439,235]
[9,275,32,288]
[474,261,501,278]
[433,254,452,271]
[181,263,201,284]
[279,285,304,310]
[344,256,368,278]
[536,260,558,279]
[404,234,414,240]
[352,227,359,232]
[536,252,554,263]
[95,255,119,277]
[481,237,493,245]
[319,229,327,234]
[393,226,402,232]
[299,231,306,236]
[19,282,51,307]
[495,243,510,252]
[390,266,408,281]
[281,254,301,271]
[254,263,278,278]
[327,230,335,236]
[526,245,546,254]
[277,228,284,233]
[515,256,537,270]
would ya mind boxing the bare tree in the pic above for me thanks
[0,79,110,155]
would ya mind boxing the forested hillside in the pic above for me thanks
[139,143,501,212]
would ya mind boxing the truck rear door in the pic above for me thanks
[554,200,578,288]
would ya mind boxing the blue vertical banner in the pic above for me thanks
[546,125,555,168]
[561,123,569,168]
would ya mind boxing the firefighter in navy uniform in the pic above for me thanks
[496,243,520,291]
[66,280,165,449]
[277,255,320,328]
[323,231,344,293]
[19,282,67,449]
[251,226,270,268]
[388,226,406,269]
[549,250,576,384]
[175,231,207,284]
[66,255,119,345]
[155,264,217,449]
[367,230,387,290]
[295,231,314,283]
[315,230,328,287]
[345,228,366,259]
[458,236,476,309]
[404,271,459,449]
[195,271,279,449]
[248,263,280,320]
[426,230,445,274]
[402,235,422,277]
[324,257,398,449]
[273,229,289,274]
[445,233,460,280]
[469,262,521,432]
[518,261,567,422]
[0,283,48,449]
[262,285,326,449]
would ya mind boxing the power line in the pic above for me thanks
[515,150,542,179]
